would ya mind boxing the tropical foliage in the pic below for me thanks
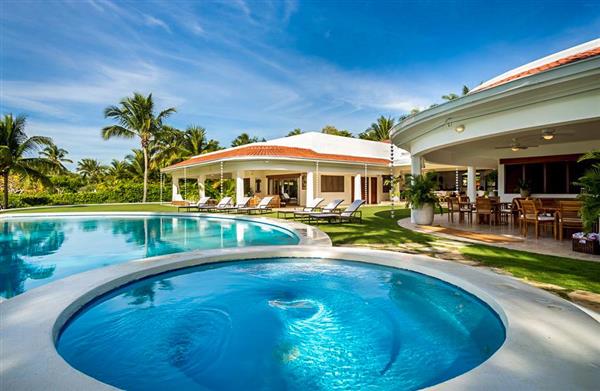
[102,92,176,202]
[575,150,600,232]
[0,114,55,209]
[321,125,353,138]
[40,143,72,173]
[231,132,264,147]
[286,128,303,137]
[400,172,441,211]
[359,115,396,141]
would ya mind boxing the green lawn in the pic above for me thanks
[4,203,599,294]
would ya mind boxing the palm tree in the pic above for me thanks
[359,116,396,141]
[125,149,146,180]
[287,128,303,137]
[321,125,353,138]
[102,92,176,202]
[231,132,264,147]
[76,158,106,183]
[441,93,460,101]
[39,143,72,173]
[462,85,470,95]
[107,159,131,180]
[157,125,222,164]
[0,114,55,209]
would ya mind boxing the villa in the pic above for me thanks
[163,131,455,206]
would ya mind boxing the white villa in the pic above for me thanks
[163,132,417,206]
[391,39,600,202]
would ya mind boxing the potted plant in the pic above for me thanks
[515,178,531,198]
[400,172,442,225]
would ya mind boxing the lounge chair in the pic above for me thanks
[220,197,251,213]
[308,199,365,224]
[238,196,273,215]
[293,199,343,220]
[204,197,233,213]
[178,196,211,212]
[277,197,324,219]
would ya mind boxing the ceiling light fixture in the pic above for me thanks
[511,146,520,152]
[455,124,465,133]
[542,129,555,140]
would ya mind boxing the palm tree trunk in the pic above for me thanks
[3,171,9,209]
[143,147,148,203]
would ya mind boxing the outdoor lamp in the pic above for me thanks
[455,124,465,133]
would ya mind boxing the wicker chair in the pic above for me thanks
[476,198,495,225]
[520,199,556,238]
[556,201,583,241]
[447,197,460,222]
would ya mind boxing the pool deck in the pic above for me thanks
[1,246,599,390]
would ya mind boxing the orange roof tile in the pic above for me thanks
[475,46,600,92]
[165,145,390,170]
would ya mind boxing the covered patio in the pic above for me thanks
[391,39,600,258]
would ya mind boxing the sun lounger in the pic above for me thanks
[204,196,232,212]
[308,199,365,224]
[238,196,273,215]
[219,197,251,213]
[178,196,211,212]
[293,199,343,220]
[277,197,324,219]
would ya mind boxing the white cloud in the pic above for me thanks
[143,14,171,33]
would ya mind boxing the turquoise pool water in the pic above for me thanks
[58,258,505,391]
[0,215,298,298]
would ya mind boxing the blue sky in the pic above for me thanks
[1,0,599,166]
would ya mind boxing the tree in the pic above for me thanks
[0,114,55,209]
[321,125,353,138]
[158,125,222,165]
[76,158,106,183]
[102,92,176,202]
[125,149,147,180]
[287,128,303,137]
[39,143,72,173]
[574,150,600,232]
[462,85,470,95]
[106,159,131,181]
[231,132,264,147]
[441,93,460,101]
[359,115,396,141]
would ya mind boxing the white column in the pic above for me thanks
[197,175,206,198]
[236,171,244,203]
[172,177,179,200]
[467,166,476,201]
[354,174,362,201]
[306,170,314,206]
[497,163,505,201]
[411,155,423,176]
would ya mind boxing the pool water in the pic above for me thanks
[0,216,298,298]
[57,258,505,391]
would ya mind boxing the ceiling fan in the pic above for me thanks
[495,138,538,151]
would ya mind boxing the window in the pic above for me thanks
[243,178,251,194]
[382,175,392,193]
[503,155,587,194]
[255,179,261,193]
[321,175,344,192]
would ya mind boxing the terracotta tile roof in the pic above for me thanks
[165,144,390,170]
[474,46,600,92]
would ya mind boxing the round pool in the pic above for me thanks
[0,215,299,298]
[57,258,505,390]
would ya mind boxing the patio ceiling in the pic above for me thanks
[423,119,600,168]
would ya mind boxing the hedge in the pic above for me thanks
[3,182,172,209]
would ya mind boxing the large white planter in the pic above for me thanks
[411,204,434,225]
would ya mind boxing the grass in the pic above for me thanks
[461,245,600,293]
[4,203,599,294]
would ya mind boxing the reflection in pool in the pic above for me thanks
[0,216,298,298]
[58,259,505,391]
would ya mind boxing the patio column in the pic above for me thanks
[306,170,315,206]
[354,174,362,201]
[411,155,422,176]
[467,166,476,201]
[235,171,244,203]
[197,175,206,198]
[172,176,179,200]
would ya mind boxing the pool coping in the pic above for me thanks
[0,211,332,247]
[1,246,599,390]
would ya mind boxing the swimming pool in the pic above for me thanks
[57,258,506,391]
[0,215,299,298]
